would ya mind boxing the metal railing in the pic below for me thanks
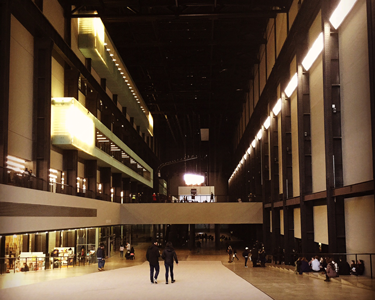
[284,252,375,279]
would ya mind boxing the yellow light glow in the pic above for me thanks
[272,98,282,116]
[184,174,205,185]
[264,116,271,129]
[330,0,358,29]
[302,32,324,71]
[52,97,95,151]
[285,73,298,97]
[252,139,256,148]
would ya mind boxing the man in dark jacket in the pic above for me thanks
[146,241,160,283]
[242,247,250,268]
[96,243,105,271]
[162,242,178,284]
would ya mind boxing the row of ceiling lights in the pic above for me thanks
[229,0,357,183]
[104,43,146,114]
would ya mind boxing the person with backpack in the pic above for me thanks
[162,242,178,284]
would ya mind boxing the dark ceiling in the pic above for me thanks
[64,0,292,174]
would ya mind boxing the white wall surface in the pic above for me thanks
[0,184,121,234]
[313,205,328,244]
[43,0,65,38]
[8,15,34,161]
[345,195,375,276]
[340,0,373,185]
[51,56,64,98]
[294,208,301,238]
[120,202,263,225]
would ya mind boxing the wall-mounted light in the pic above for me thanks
[252,139,256,148]
[257,129,263,140]
[302,32,324,71]
[284,73,298,97]
[330,0,358,29]
[263,116,271,130]
[247,146,251,155]
[272,98,282,116]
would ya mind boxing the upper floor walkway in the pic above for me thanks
[0,184,262,235]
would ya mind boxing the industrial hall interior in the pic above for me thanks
[0,0,374,299]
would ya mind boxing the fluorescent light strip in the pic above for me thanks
[302,32,324,71]
[272,98,282,116]
[329,0,358,29]
[264,116,271,129]
[285,73,298,97]
[7,155,25,164]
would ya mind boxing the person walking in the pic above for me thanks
[146,241,160,284]
[227,245,233,263]
[232,248,239,261]
[242,247,250,267]
[96,243,106,271]
[162,242,178,284]
[119,244,124,258]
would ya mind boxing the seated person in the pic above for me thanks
[338,258,351,275]
[350,260,357,275]
[299,257,310,274]
[356,260,365,275]
[310,256,321,272]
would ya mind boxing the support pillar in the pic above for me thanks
[112,173,122,203]
[34,37,53,190]
[85,160,97,198]
[189,224,196,250]
[64,68,79,99]
[63,150,78,195]
[0,0,11,183]
[215,224,220,250]
[100,167,111,201]
[122,178,130,203]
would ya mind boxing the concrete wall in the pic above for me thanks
[345,195,375,276]
[8,15,34,161]
[340,0,373,185]
[120,202,263,225]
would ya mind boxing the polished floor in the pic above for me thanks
[1,243,374,300]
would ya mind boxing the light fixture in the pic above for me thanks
[184,173,205,185]
[284,73,298,97]
[257,129,263,140]
[264,116,271,129]
[247,146,251,155]
[302,32,324,71]
[252,139,256,148]
[330,0,358,29]
[272,98,282,116]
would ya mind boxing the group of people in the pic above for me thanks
[227,240,266,268]
[146,241,178,284]
[295,256,365,281]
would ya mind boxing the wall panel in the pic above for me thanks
[294,208,301,238]
[260,45,267,94]
[267,22,276,79]
[345,195,375,276]
[289,0,300,31]
[276,13,288,57]
[8,16,34,161]
[313,205,328,244]
[43,0,65,38]
[340,0,373,185]
[280,209,284,235]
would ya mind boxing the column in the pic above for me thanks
[63,150,78,195]
[215,224,220,250]
[112,173,122,203]
[100,167,111,201]
[34,37,53,189]
[0,1,11,183]
[85,160,97,198]
[189,224,196,250]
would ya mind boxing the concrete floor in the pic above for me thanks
[0,242,374,300]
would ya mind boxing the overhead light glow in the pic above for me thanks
[264,116,271,129]
[330,0,358,29]
[184,173,205,186]
[285,73,298,97]
[302,32,324,71]
[252,139,256,148]
[272,98,282,116]
[247,146,251,155]
[257,129,263,140]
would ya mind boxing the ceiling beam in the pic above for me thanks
[71,11,280,22]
